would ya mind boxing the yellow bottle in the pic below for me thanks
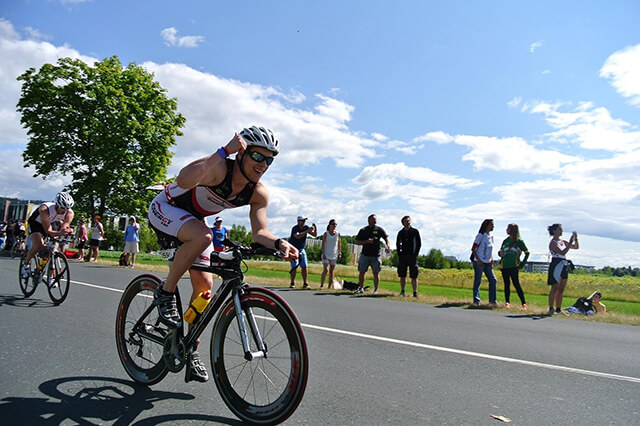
[184,290,212,324]
[38,257,48,270]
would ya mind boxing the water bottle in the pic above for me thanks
[38,257,48,270]
[184,290,212,324]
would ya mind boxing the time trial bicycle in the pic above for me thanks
[18,236,71,305]
[11,235,26,259]
[115,240,309,425]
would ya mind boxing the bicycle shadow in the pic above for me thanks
[505,313,549,321]
[0,293,56,308]
[0,376,242,425]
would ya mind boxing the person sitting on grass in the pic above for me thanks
[566,291,606,315]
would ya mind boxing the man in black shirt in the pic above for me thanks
[396,215,421,297]
[355,214,390,294]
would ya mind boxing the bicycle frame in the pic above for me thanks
[133,246,272,369]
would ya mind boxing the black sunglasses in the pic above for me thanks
[248,150,275,165]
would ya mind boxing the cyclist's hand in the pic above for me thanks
[226,133,247,157]
[278,240,298,262]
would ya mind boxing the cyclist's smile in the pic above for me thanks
[244,147,273,179]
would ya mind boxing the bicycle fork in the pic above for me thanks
[233,288,268,361]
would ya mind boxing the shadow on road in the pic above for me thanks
[0,376,241,425]
[505,313,549,320]
[0,293,56,308]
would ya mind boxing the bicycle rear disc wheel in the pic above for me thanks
[115,275,170,385]
[211,287,308,425]
[47,252,70,305]
[18,254,37,297]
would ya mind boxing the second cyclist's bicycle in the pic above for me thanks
[115,240,309,425]
[18,237,71,305]
[10,236,26,259]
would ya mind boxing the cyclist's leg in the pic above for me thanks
[184,268,214,383]
[163,219,212,293]
[24,232,44,266]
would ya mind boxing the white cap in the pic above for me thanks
[215,216,223,223]
[297,216,307,221]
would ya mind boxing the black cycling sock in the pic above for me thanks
[158,287,174,296]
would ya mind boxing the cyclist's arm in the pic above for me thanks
[248,183,298,261]
[38,204,56,237]
[176,133,246,189]
[60,210,75,236]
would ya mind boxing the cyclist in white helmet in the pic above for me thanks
[22,192,75,278]
[148,126,298,383]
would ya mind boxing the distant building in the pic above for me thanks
[0,197,43,223]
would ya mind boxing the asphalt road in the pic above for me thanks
[0,255,638,425]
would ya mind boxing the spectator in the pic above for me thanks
[396,215,421,298]
[355,214,390,295]
[471,219,497,306]
[75,219,88,261]
[210,216,229,252]
[547,224,579,315]
[288,216,317,288]
[123,216,140,268]
[498,223,529,310]
[320,219,341,289]
[88,215,105,262]
[0,221,6,250]
[567,291,606,315]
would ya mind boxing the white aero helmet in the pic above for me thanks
[239,126,279,156]
[55,192,74,209]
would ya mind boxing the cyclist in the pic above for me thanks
[22,192,73,278]
[21,192,75,278]
[148,126,298,383]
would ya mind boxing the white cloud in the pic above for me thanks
[415,131,577,173]
[600,43,640,107]
[507,97,522,108]
[142,62,379,170]
[528,101,640,152]
[529,40,544,53]
[160,27,205,48]
[542,69,551,75]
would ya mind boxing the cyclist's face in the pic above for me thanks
[56,206,67,215]
[242,147,274,181]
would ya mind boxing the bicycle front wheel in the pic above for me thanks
[47,252,70,305]
[115,274,170,385]
[211,287,308,425]
[11,241,24,259]
[18,254,38,297]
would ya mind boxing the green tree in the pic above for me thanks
[229,224,253,246]
[17,56,185,218]
[418,248,451,269]
[338,236,351,265]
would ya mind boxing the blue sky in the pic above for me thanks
[1,1,640,267]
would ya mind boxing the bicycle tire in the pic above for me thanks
[115,274,170,385]
[211,287,308,425]
[11,241,23,259]
[18,254,38,297]
[47,251,70,305]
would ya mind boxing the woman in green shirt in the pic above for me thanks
[498,223,529,309]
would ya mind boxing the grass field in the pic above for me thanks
[95,250,640,326]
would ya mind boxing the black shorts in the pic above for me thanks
[547,257,569,285]
[397,255,419,278]
[76,240,86,249]
[28,218,46,236]
[89,239,102,248]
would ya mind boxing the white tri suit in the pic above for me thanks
[27,202,70,235]
[148,158,255,267]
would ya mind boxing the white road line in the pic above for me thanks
[71,279,640,384]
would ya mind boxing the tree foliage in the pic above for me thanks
[17,56,185,218]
